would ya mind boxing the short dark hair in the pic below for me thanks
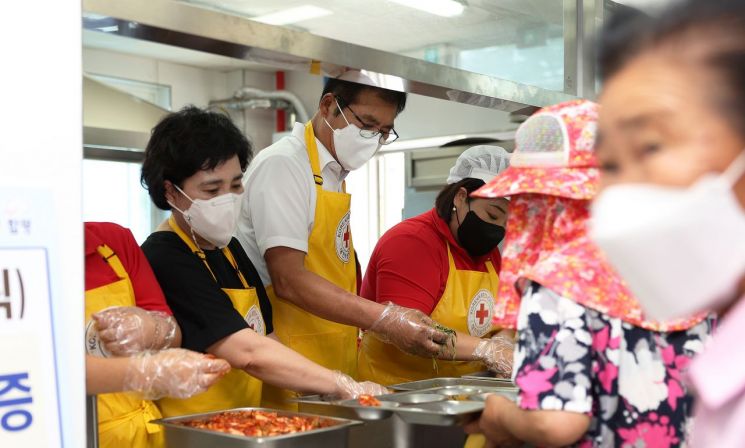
[141,106,252,210]
[435,178,486,222]
[599,0,745,137]
[321,78,407,116]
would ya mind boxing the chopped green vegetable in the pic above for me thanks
[431,323,457,373]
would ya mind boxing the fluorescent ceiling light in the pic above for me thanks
[389,0,465,17]
[252,5,332,25]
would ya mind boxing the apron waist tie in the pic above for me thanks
[98,400,164,435]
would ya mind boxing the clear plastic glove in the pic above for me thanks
[323,371,389,400]
[93,306,178,356]
[472,333,514,378]
[123,348,231,400]
[368,302,453,357]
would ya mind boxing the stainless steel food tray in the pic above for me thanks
[152,407,361,448]
[391,377,515,391]
[296,385,517,427]
[461,371,515,383]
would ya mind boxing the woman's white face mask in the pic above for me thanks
[169,185,243,249]
[590,150,745,320]
[324,99,381,171]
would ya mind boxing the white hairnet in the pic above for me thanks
[447,145,511,185]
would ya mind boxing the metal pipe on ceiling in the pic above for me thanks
[234,87,310,123]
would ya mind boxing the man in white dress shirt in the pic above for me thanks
[236,71,451,408]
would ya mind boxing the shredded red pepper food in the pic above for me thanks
[357,394,382,407]
[179,410,336,437]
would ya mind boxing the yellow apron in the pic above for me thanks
[358,243,500,385]
[85,244,164,448]
[157,216,265,417]
[261,122,359,411]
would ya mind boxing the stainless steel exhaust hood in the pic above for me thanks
[82,0,576,113]
[83,75,168,161]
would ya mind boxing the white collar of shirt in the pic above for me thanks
[291,122,348,184]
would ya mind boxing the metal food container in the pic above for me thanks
[328,390,474,427]
[307,382,523,428]
[460,371,516,386]
[379,393,447,405]
[391,377,515,391]
[391,400,485,426]
[152,407,361,448]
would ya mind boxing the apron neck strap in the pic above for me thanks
[96,244,129,280]
[304,121,348,194]
[446,242,498,274]
[304,122,324,188]
[221,246,250,289]
[169,215,217,282]
[445,242,457,271]
[168,215,249,288]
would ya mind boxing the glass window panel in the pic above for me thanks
[82,159,160,244]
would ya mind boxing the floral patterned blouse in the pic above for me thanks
[514,282,714,447]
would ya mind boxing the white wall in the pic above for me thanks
[82,48,278,151]
[83,48,231,110]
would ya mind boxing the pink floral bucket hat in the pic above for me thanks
[474,99,599,200]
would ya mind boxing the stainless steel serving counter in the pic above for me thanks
[155,377,516,448]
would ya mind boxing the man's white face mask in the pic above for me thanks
[324,99,382,171]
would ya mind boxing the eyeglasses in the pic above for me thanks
[337,98,399,145]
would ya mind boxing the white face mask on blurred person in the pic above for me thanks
[590,150,745,321]
[324,99,381,171]
[169,185,243,249]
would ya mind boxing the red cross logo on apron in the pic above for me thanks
[468,290,495,337]
[476,302,489,326]
[342,226,350,250]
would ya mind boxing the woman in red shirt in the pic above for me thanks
[358,145,515,385]
[84,221,230,448]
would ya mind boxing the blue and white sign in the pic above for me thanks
[0,191,65,447]
[1,1,84,446]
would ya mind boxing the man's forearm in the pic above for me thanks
[272,263,384,329]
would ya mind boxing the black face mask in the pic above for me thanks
[456,205,506,258]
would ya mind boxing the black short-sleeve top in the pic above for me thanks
[141,231,273,352]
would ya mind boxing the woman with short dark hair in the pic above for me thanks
[140,106,386,417]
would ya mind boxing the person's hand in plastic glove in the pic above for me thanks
[368,302,454,357]
[322,371,389,400]
[93,306,180,356]
[124,348,231,399]
[472,331,514,378]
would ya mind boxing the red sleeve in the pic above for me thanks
[363,232,447,315]
[99,223,173,315]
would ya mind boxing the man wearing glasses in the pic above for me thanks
[236,71,451,410]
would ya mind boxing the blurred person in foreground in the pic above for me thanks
[589,1,745,446]
[465,100,712,447]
